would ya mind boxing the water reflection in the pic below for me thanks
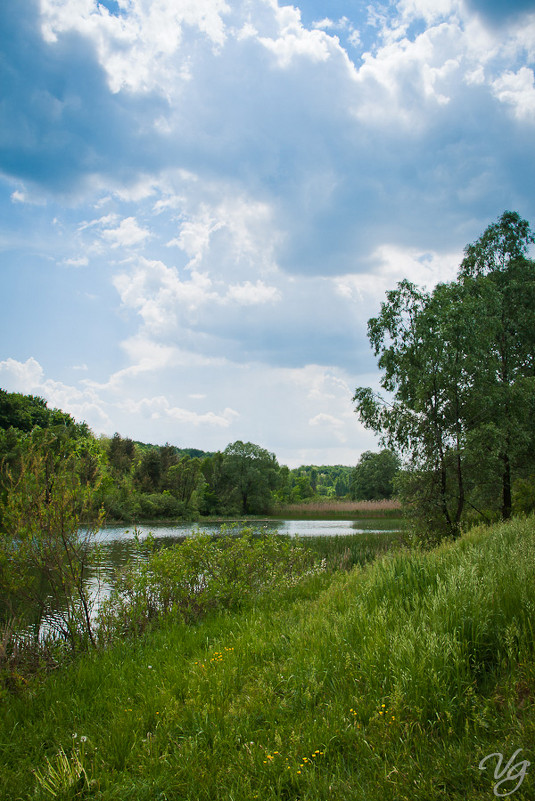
[94,517,402,544]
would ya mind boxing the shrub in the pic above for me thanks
[97,530,323,641]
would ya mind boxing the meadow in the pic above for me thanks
[0,518,534,800]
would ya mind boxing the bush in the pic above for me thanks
[97,530,323,641]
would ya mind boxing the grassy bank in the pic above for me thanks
[1,518,534,800]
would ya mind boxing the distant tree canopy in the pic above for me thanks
[354,211,535,538]
[350,450,400,501]
[0,389,87,435]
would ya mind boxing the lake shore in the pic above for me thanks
[98,499,403,527]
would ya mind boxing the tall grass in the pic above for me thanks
[300,528,406,570]
[0,517,534,800]
[274,498,402,519]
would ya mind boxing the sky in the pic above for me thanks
[1,0,534,468]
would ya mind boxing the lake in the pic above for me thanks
[95,517,402,542]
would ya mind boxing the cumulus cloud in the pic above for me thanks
[0,357,112,431]
[492,67,535,121]
[0,357,44,393]
[101,216,151,248]
[0,354,379,465]
[225,280,281,305]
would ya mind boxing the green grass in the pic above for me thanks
[297,527,406,570]
[1,518,534,800]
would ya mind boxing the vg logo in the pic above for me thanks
[479,749,530,797]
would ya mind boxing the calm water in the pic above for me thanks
[95,517,401,543]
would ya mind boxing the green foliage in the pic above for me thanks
[106,432,136,478]
[354,211,535,539]
[0,430,102,656]
[275,465,354,504]
[97,530,321,640]
[0,389,89,437]
[220,441,280,515]
[350,449,400,500]
[513,474,535,515]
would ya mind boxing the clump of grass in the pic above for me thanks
[300,529,405,570]
[33,742,89,799]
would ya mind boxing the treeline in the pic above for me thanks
[0,390,399,523]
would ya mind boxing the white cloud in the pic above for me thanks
[492,67,535,121]
[258,7,337,68]
[225,280,281,305]
[116,394,237,427]
[399,0,460,25]
[167,211,224,262]
[0,357,113,431]
[0,357,44,393]
[114,259,218,335]
[309,412,346,444]
[63,256,89,267]
[101,216,151,248]
[165,404,239,427]
[334,245,459,306]
[40,0,231,95]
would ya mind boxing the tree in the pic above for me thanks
[0,389,87,436]
[458,211,535,519]
[164,455,202,509]
[199,452,231,515]
[107,433,136,478]
[222,441,280,515]
[353,211,535,537]
[292,474,314,502]
[134,448,163,493]
[0,429,102,650]
[351,450,400,500]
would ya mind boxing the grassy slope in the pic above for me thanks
[1,518,534,800]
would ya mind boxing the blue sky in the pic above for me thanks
[1,0,534,467]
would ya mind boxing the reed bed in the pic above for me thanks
[274,498,402,519]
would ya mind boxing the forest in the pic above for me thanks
[0,389,398,525]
